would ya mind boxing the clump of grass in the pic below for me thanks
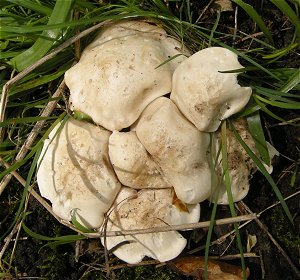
[0,0,299,279]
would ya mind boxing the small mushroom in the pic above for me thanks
[102,187,200,264]
[108,131,171,189]
[210,119,271,204]
[37,118,121,229]
[65,20,189,131]
[135,97,215,204]
[171,47,252,132]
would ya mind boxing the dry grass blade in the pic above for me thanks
[89,214,257,238]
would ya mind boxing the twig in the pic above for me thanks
[267,117,300,127]
[210,252,259,260]
[237,201,300,279]
[188,218,252,255]
[220,232,236,257]
[259,250,266,279]
[0,174,12,196]
[0,221,21,262]
[232,6,238,46]
[195,0,214,24]
[258,190,300,216]
[239,31,264,42]
[89,214,257,238]
[0,80,67,196]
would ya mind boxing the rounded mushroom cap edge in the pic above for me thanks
[37,118,121,229]
[171,47,252,132]
[102,187,200,264]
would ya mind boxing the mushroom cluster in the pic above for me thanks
[37,20,271,264]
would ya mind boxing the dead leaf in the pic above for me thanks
[168,256,250,279]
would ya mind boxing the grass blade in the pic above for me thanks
[0,145,41,240]
[247,112,270,165]
[254,86,300,99]
[231,0,274,45]
[0,112,66,181]
[73,110,93,123]
[208,10,221,47]
[254,94,300,109]
[204,133,222,279]
[269,0,300,40]
[10,0,74,71]
[221,121,247,280]
[22,223,86,242]
[6,0,52,16]
[279,68,300,93]
[262,43,299,60]
[71,209,95,233]
[253,97,294,123]
[229,121,294,224]
[0,116,58,127]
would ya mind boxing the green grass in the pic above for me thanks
[0,0,299,279]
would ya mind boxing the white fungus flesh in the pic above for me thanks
[171,47,252,132]
[102,187,200,264]
[108,131,171,189]
[37,118,121,229]
[210,119,278,204]
[65,20,189,131]
[135,97,214,204]
[210,119,260,204]
[82,20,190,71]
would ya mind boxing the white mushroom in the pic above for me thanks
[82,20,190,72]
[108,131,171,189]
[210,119,265,204]
[37,118,121,229]
[102,187,200,264]
[135,97,215,204]
[171,47,252,132]
[82,20,168,53]
[65,20,189,131]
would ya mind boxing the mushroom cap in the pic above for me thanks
[171,47,252,132]
[37,118,121,228]
[211,119,279,204]
[82,20,168,52]
[102,187,200,264]
[65,20,188,131]
[108,131,171,189]
[82,20,190,72]
[210,119,257,204]
[135,97,214,204]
